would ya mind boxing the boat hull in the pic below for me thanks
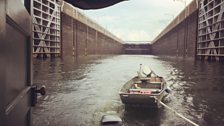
[119,93,165,107]
[119,76,167,107]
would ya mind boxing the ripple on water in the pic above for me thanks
[33,55,224,126]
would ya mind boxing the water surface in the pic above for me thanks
[32,55,224,126]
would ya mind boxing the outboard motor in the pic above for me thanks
[165,87,172,94]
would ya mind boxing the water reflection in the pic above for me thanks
[123,106,162,126]
[32,55,224,126]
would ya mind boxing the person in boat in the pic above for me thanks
[138,65,153,78]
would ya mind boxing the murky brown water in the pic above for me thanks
[32,55,224,126]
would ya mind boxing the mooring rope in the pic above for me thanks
[154,97,199,126]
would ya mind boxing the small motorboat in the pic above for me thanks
[100,115,123,126]
[119,65,168,107]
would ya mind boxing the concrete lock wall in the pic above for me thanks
[152,0,198,58]
[123,43,151,54]
[61,2,123,59]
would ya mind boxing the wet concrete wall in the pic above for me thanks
[61,2,123,59]
[152,0,198,58]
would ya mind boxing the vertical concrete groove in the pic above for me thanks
[61,10,122,59]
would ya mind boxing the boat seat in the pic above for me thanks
[133,83,161,89]
[139,77,162,82]
[150,77,161,82]
[139,77,151,81]
[150,82,161,84]
[129,88,161,92]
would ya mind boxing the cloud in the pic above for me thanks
[85,0,193,41]
[111,29,152,41]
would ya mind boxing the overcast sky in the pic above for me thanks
[84,0,193,42]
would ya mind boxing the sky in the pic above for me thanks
[84,0,193,42]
